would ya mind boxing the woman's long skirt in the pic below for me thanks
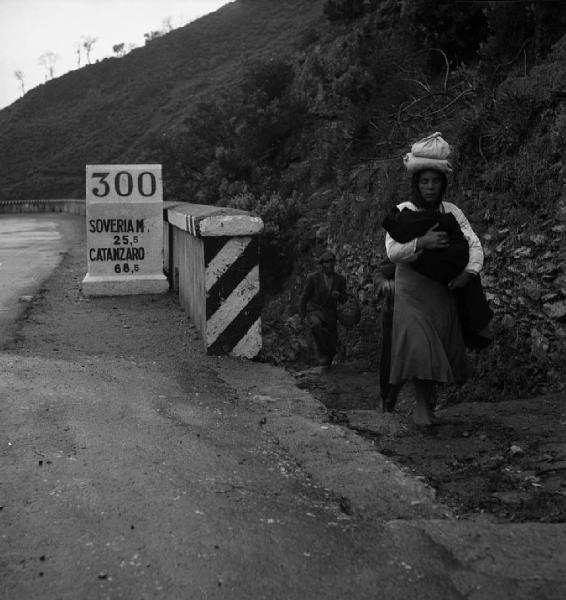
[389,263,470,385]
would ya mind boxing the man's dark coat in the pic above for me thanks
[299,271,347,323]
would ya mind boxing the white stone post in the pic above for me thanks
[82,164,169,296]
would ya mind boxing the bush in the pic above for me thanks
[480,1,566,78]
[219,190,303,292]
[401,0,488,71]
[324,0,366,22]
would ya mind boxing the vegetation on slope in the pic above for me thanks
[0,0,325,200]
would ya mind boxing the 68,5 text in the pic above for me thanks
[114,263,139,274]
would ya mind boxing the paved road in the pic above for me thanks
[1,218,440,600]
[0,214,78,344]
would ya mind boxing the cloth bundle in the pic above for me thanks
[382,207,469,284]
[403,132,453,174]
[382,207,493,349]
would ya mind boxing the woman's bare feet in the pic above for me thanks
[413,379,437,426]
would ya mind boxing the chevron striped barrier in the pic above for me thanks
[163,202,264,358]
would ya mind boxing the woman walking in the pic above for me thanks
[384,133,487,426]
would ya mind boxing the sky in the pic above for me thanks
[0,0,229,109]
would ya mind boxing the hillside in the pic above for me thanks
[1,0,565,403]
[0,0,325,200]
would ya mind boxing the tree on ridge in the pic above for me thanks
[38,51,60,80]
[81,36,98,64]
[14,70,25,96]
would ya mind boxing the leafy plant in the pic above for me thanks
[219,190,303,292]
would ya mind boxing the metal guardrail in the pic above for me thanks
[0,199,86,215]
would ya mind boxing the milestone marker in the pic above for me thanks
[82,164,169,296]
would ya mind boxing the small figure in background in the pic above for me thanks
[299,251,347,367]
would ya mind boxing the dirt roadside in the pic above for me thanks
[291,362,566,524]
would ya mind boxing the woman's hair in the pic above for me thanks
[411,169,448,209]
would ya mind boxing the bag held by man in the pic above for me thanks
[337,294,361,328]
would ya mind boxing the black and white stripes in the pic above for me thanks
[204,236,262,357]
[164,201,264,358]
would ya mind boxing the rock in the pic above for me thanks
[529,233,548,246]
[530,328,549,358]
[537,263,562,277]
[286,314,303,332]
[492,491,530,505]
[543,300,566,322]
[542,292,562,302]
[523,283,542,301]
[513,246,532,258]
[500,314,515,328]
[509,444,524,456]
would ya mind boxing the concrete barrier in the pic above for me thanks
[0,199,86,215]
[163,202,264,358]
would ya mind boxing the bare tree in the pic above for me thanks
[162,16,174,32]
[74,41,82,67]
[14,70,25,96]
[38,51,60,80]
[81,36,98,64]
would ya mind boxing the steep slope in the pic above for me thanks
[0,0,324,200]
[254,11,566,402]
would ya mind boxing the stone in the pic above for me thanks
[491,491,530,505]
[529,233,547,246]
[509,444,524,456]
[530,328,549,358]
[513,246,532,258]
[543,300,566,322]
[523,283,542,301]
